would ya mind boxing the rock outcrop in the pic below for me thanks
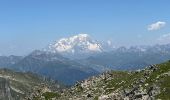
[0,78,13,100]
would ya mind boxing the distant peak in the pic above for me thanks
[68,33,91,42]
[76,33,89,37]
[46,33,103,56]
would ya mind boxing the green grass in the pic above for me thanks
[42,92,61,100]
[156,76,170,100]
[94,96,99,100]
[56,60,170,99]
[154,61,170,100]
[104,71,144,94]
[104,61,170,97]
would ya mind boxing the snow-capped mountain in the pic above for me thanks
[46,34,103,59]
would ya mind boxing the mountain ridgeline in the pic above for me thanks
[83,44,170,70]
[0,34,170,99]
[0,34,170,86]
[10,50,98,85]
[0,55,23,68]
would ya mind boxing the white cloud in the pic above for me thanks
[148,21,166,31]
[158,33,170,44]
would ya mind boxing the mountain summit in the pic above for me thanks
[46,34,103,59]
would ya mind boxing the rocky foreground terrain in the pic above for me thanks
[0,69,61,100]
[0,60,170,100]
[31,60,170,100]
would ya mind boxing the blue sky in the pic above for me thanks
[0,0,170,55]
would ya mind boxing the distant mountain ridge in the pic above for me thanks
[0,55,23,68]
[83,43,170,70]
[11,50,98,85]
[1,34,170,85]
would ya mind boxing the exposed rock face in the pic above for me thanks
[0,69,61,100]
[0,78,13,100]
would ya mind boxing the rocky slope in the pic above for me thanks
[0,77,13,100]
[32,60,170,100]
[0,68,61,100]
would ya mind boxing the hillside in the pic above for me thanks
[0,69,61,100]
[33,60,170,100]
[11,50,98,85]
